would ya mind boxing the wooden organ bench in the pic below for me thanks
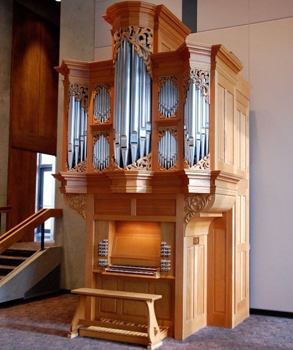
[70,288,168,350]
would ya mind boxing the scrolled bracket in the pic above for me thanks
[184,194,212,223]
[66,194,87,220]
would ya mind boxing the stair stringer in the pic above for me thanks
[0,246,62,303]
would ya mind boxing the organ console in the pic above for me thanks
[55,1,250,345]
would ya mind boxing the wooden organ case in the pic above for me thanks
[55,1,250,343]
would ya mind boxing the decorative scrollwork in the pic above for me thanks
[184,194,212,223]
[93,131,110,144]
[69,83,89,111]
[183,154,210,170]
[126,153,152,171]
[158,76,178,90]
[94,83,111,95]
[113,26,153,77]
[158,161,178,172]
[66,194,87,220]
[190,69,210,102]
[68,159,87,172]
[101,156,121,171]
[183,70,190,101]
[158,127,178,140]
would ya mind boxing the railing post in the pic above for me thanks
[41,222,45,251]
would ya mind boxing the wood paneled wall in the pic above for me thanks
[7,1,59,237]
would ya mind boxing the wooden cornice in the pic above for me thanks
[103,1,157,31]
[54,168,242,199]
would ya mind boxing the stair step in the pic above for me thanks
[0,265,15,276]
[1,249,36,258]
[0,255,27,266]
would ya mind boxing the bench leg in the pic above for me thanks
[69,295,86,338]
[145,300,162,349]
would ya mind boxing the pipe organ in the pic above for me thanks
[55,1,250,344]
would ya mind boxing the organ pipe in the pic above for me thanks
[113,29,152,168]
[93,134,110,171]
[159,78,178,118]
[158,130,178,170]
[184,70,210,167]
[67,85,88,170]
[94,86,111,123]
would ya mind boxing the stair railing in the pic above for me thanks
[0,208,63,255]
[0,205,12,235]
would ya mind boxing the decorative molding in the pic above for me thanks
[66,194,87,220]
[184,194,212,223]
[113,26,153,78]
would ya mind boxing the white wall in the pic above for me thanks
[193,0,293,312]
[56,0,95,289]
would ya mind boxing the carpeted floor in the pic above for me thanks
[0,293,293,350]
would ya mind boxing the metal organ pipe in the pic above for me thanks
[184,72,210,167]
[92,86,111,171]
[158,130,177,170]
[67,90,88,170]
[159,79,178,118]
[113,34,152,168]
[93,135,110,171]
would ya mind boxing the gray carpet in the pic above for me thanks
[0,293,293,349]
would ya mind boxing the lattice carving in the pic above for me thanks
[184,194,212,223]
[69,83,89,111]
[66,194,87,220]
[113,26,153,77]
[126,153,152,171]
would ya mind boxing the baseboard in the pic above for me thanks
[250,308,293,319]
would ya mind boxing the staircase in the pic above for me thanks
[0,247,36,280]
[0,209,63,304]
